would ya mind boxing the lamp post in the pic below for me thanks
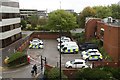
[56,25,62,80]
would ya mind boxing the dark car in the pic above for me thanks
[79,42,98,51]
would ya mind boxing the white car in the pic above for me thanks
[30,38,43,45]
[81,49,103,61]
[65,59,89,68]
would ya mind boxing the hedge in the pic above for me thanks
[7,52,28,67]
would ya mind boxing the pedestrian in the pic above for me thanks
[32,64,37,75]
[31,69,34,76]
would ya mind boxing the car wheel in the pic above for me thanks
[98,58,102,61]
[85,58,89,61]
[68,66,72,68]
[82,66,85,68]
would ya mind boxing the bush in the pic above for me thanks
[45,67,68,80]
[90,38,102,47]
[99,47,112,61]
[72,32,85,44]
[7,52,28,67]
[76,68,113,80]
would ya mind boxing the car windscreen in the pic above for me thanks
[89,51,97,53]
[90,55,100,57]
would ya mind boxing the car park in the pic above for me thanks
[65,59,89,68]
[79,42,98,51]
[81,49,103,61]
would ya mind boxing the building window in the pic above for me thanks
[2,13,20,19]
[2,2,19,8]
[1,23,20,32]
[0,13,2,21]
[100,28,104,39]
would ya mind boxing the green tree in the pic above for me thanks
[20,20,27,30]
[79,6,96,28]
[110,4,120,19]
[28,15,39,28]
[38,17,47,25]
[93,6,112,18]
[47,9,78,32]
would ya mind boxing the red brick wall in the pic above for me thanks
[97,21,120,61]
[85,19,101,40]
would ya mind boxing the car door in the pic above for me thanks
[72,62,77,68]
[77,62,84,68]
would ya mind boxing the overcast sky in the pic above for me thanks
[19,0,120,13]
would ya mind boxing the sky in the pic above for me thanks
[19,0,120,13]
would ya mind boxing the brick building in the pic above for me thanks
[85,17,120,62]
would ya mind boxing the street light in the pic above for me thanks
[56,25,62,80]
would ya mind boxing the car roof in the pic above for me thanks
[87,49,98,51]
[74,59,85,62]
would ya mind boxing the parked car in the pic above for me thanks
[29,38,44,49]
[81,49,103,61]
[30,38,43,45]
[79,42,98,51]
[60,42,79,54]
[29,44,44,49]
[65,59,89,68]
[57,36,71,42]
[81,49,99,56]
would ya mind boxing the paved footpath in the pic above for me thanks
[1,50,43,79]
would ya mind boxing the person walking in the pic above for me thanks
[32,64,37,75]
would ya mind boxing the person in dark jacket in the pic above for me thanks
[32,64,37,75]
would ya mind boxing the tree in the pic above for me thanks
[47,9,78,32]
[110,4,120,19]
[38,17,47,26]
[79,6,96,28]
[93,6,112,18]
[20,20,27,30]
[28,15,39,28]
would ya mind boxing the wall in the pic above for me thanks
[97,21,120,61]
[85,19,101,40]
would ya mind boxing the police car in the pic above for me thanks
[29,38,44,49]
[81,49,99,56]
[57,36,71,42]
[81,49,103,61]
[30,38,43,45]
[65,59,89,68]
[29,44,44,49]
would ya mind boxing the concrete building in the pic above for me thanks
[0,0,22,48]
[20,9,47,20]
[20,9,38,20]
[85,17,120,62]
[65,9,74,13]
[37,10,47,18]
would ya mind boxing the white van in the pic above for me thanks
[57,42,77,50]
[60,42,79,53]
